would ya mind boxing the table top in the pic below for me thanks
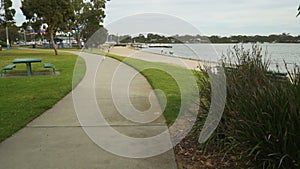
[13,58,42,64]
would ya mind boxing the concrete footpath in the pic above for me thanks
[0,52,177,169]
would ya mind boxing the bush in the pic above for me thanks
[0,41,7,47]
[198,44,300,168]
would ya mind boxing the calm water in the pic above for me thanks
[142,43,300,72]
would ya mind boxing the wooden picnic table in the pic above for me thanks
[12,58,42,76]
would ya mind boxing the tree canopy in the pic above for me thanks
[70,0,108,48]
[0,0,16,26]
[21,0,108,54]
[21,0,74,55]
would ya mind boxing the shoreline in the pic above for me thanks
[108,46,219,70]
[140,48,218,65]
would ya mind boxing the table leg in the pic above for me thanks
[26,63,32,76]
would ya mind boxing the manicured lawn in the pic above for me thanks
[0,48,196,141]
[106,53,198,125]
[0,49,85,142]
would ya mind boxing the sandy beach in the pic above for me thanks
[108,46,218,70]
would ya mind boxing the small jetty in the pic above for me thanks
[148,44,173,48]
[131,43,149,48]
[131,43,173,49]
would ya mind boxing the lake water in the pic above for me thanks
[142,43,300,72]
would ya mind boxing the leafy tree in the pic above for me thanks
[21,0,74,55]
[69,0,84,48]
[0,0,16,47]
[70,0,108,48]
[0,24,20,46]
[0,0,16,26]
[2,25,20,41]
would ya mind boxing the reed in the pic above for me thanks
[197,45,300,168]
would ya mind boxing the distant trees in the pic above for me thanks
[118,33,300,44]
[119,33,181,44]
[210,34,300,43]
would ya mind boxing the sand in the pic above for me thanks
[108,46,218,70]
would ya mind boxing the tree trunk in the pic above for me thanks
[74,30,83,49]
[50,29,58,55]
[76,31,82,49]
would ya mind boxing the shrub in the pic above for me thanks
[198,44,300,168]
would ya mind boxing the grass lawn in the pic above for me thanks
[0,48,85,142]
[0,47,198,141]
[105,53,199,125]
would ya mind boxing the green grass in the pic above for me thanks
[0,47,197,143]
[105,53,198,125]
[0,49,85,142]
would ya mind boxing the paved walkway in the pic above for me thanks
[0,52,177,169]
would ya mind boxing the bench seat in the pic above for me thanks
[1,64,16,77]
[3,64,16,70]
[44,63,56,75]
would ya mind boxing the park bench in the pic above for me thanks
[0,64,16,77]
[44,63,56,75]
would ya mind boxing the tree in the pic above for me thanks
[70,0,108,48]
[70,0,84,48]
[0,0,16,26]
[21,0,74,55]
[4,25,20,40]
[0,24,20,46]
[0,0,16,47]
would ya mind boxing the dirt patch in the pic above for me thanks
[1,71,60,77]
[174,128,238,169]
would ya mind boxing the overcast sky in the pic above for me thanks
[13,0,300,36]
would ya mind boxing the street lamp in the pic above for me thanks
[67,22,71,48]
[6,26,10,50]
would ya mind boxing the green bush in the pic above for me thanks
[198,45,300,168]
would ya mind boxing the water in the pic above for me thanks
[142,43,300,72]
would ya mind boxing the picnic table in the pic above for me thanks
[12,58,42,76]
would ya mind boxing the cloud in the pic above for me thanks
[106,13,200,35]
[104,0,300,36]
[12,0,300,35]
[12,0,26,26]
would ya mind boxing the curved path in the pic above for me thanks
[0,52,177,169]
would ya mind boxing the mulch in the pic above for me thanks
[174,128,238,169]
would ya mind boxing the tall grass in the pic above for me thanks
[197,45,300,168]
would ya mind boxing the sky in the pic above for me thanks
[12,0,300,36]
